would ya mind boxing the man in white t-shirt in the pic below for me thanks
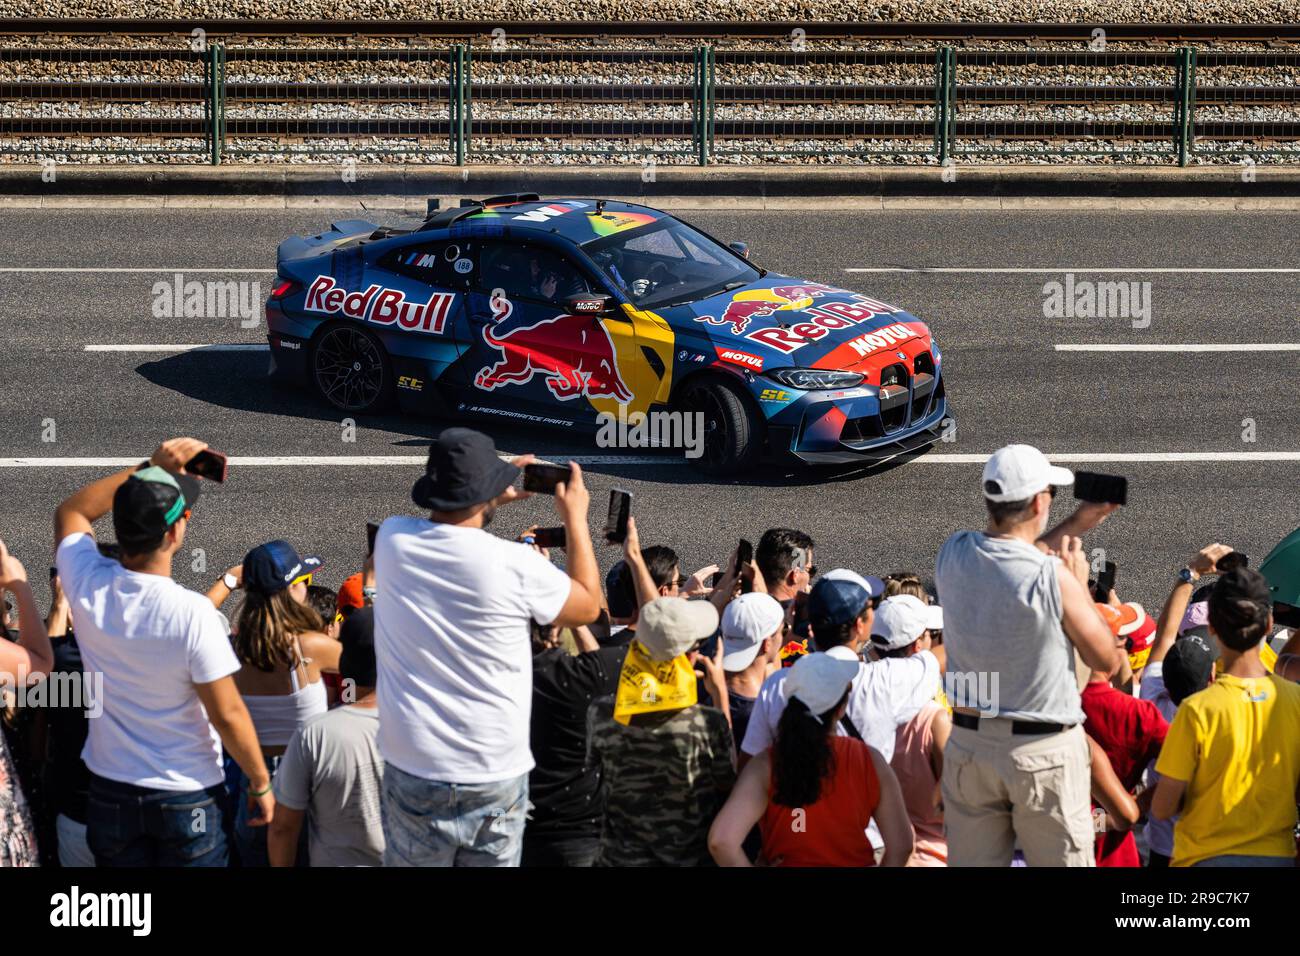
[53,437,273,866]
[374,428,602,867]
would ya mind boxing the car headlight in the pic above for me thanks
[766,368,866,390]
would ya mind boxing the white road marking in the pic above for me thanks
[844,267,1300,274]
[3,452,1300,469]
[0,267,274,273]
[85,344,269,353]
[1055,344,1300,352]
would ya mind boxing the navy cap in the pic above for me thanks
[339,606,376,688]
[1163,633,1217,705]
[808,577,873,629]
[242,540,324,596]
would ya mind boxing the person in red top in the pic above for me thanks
[708,653,913,867]
[1084,601,1170,866]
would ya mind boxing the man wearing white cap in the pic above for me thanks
[721,593,786,752]
[934,443,1120,867]
[871,594,951,866]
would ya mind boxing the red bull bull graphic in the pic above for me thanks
[695,287,818,335]
[475,310,635,404]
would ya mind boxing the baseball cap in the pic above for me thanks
[337,572,365,615]
[721,593,786,672]
[924,603,943,632]
[808,576,874,629]
[1125,607,1157,670]
[1095,602,1145,638]
[412,428,520,512]
[982,444,1074,502]
[339,606,377,688]
[636,597,719,663]
[1261,526,1300,608]
[1163,633,1217,704]
[821,568,886,599]
[242,540,324,597]
[784,652,859,716]
[870,594,932,651]
[112,466,201,552]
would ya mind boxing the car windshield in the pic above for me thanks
[582,218,761,310]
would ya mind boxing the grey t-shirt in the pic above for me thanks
[273,706,385,867]
[935,530,1084,725]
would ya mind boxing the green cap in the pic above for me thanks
[1259,526,1300,607]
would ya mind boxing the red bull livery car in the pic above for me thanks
[266,195,950,473]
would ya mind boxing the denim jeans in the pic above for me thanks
[381,765,528,867]
[233,758,308,867]
[86,773,228,867]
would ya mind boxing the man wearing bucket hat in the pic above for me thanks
[373,428,603,867]
[935,443,1120,867]
[586,596,734,866]
[54,437,271,866]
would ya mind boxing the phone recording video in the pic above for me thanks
[604,489,633,545]
[1073,471,1127,506]
[533,526,567,550]
[366,521,380,557]
[186,449,229,483]
[522,462,573,495]
[737,538,754,593]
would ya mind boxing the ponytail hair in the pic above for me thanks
[771,689,849,808]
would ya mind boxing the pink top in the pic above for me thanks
[890,701,948,867]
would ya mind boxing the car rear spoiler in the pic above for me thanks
[276,219,379,264]
[416,193,542,231]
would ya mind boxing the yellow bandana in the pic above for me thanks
[613,640,697,725]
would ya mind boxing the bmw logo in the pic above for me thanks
[896,351,907,360]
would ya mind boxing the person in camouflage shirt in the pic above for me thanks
[586,597,735,867]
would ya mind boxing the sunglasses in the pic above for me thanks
[292,572,314,587]
[1046,486,1059,499]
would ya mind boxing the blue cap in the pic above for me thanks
[242,540,324,596]
[808,577,874,628]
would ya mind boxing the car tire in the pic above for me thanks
[309,322,395,414]
[679,375,764,476]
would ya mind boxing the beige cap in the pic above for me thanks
[637,597,720,662]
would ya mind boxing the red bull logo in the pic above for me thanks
[695,283,839,335]
[304,275,454,335]
[475,311,634,403]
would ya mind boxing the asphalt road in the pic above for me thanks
[1,206,1297,618]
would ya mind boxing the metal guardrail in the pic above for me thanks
[1,43,1298,165]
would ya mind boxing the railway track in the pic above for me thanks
[0,20,1298,44]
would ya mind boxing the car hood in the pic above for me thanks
[657,274,934,378]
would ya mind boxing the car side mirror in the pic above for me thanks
[566,293,614,316]
[728,241,750,259]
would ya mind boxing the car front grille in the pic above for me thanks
[842,351,941,443]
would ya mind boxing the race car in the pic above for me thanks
[265,195,951,473]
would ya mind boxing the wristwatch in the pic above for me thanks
[1178,567,1199,585]
[223,572,239,590]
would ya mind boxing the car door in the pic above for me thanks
[455,239,637,425]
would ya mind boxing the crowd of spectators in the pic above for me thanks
[1,430,1298,868]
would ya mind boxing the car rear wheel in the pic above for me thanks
[679,376,763,476]
[311,323,394,414]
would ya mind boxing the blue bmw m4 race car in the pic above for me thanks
[266,194,951,473]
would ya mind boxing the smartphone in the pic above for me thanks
[1073,471,1127,506]
[522,462,572,495]
[604,489,633,545]
[1216,551,1248,573]
[533,526,567,549]
[709,570,724,589]
[366,521,380,557]
[1093,560,1117,603]
[736,538,754,594]
[186,449,229,483]
[49,566,57,580]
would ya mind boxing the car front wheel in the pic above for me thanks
[678,376,764,476]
